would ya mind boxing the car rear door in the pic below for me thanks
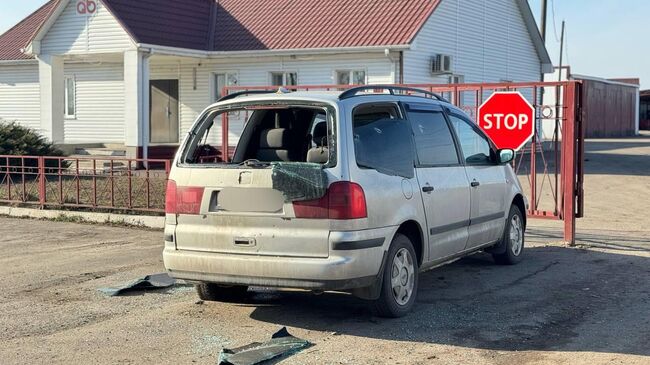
[169,104,339,259]
[447,111,507,248]
[170,166,333,258]
[405,103,471,260]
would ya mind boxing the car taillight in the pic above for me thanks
[293,181,367,220]
[165,180,204,215]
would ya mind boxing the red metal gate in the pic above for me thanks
[220,82,584,244]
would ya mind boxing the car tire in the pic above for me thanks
[373,233,419,318]
[492,204,525,265]
[195,283,249,302]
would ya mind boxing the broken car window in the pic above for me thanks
[182,104,334,166]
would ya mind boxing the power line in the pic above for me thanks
[550,0,560,42]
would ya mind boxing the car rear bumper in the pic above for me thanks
[163,227,395,290]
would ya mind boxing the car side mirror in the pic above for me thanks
[498,149,515,164]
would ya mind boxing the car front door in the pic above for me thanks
[405,103,471,260]
[447,112,508,249]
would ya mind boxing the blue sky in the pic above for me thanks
[1,0,647,89]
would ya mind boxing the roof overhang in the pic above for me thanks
[515,0,554,74]
[136,43,411,59]
[23,0,71,56]
[571,74,641,89]
[0,59,38,65]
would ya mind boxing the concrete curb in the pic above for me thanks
[0,206,164,229]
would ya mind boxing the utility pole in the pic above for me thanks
[540,0,548,42]
[539,0,548,85]
[533,0,548,147]
[558,20,565,82]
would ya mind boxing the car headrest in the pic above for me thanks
[259,128,292,149]
[312,122,327,147]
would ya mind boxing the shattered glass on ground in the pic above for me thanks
[218,327,312,365]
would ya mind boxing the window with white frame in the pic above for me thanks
[336,70,366,85]
[215,72,238,101]
[449,74,465,84]
[270,72,298,86]
[64,76,76,118]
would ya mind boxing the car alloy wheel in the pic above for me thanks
[509,214,523,256]
[391,247,415,306]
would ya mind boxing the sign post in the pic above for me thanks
[477,92,535,151]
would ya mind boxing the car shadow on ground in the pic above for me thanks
[243,244,650,356]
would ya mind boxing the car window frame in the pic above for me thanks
[402,102,463,168]
[445,108,498,166]
[350,101,417,176]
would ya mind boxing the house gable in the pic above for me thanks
[404,0,551,84]
[38,0,135,55]
[0,1,57,60]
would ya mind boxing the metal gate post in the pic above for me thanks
[221,86,230,162]
[530,130,537,213]
[562,83,577,245]
[576,83,585,218]
[38,156,46,209]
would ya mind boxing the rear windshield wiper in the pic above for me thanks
[240,159,271,168]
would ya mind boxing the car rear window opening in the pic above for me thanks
[181,104,335,166]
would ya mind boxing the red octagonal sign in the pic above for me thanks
[477,92,535,151]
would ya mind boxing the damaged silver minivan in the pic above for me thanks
[163,86,527,317]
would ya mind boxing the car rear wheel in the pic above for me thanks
[373,233,419,318]
[195,283,249,302]
[492,204,525,265]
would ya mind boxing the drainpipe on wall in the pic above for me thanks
[141,50,152,166]
[385,49,404,84]
[399,51,404,84]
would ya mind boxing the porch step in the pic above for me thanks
[64,155,128,173]
[73,147,127,157]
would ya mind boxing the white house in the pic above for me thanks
[0,0,552,159]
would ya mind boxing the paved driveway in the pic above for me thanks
[1,134,648,364]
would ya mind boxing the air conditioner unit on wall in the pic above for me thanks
[431,54,453,74]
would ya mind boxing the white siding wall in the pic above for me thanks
[41,0,134,55]
[63,62,125,143]
[0,63,41,131]
[404,0,541,85]
[151,52,395,145]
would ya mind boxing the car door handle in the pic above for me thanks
[422,186,434,193]
[471,180,480,187]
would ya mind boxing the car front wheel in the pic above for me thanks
[492,204,525,265]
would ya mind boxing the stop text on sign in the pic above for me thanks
[477,91,535,151]
[482,113,530,130]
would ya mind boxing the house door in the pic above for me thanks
[150,80,179,143]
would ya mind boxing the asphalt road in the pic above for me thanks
[0,134,648,364]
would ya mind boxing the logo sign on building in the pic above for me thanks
[77,0,97,15]
[477,92,535,151]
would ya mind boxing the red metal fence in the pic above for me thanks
[221,82,585,244]
[0,82,584,243]
[0,155,170,214]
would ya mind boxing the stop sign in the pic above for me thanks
[477,92,535,151]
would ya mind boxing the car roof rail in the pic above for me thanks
[217,90,278,102]
[339,85,449,102]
